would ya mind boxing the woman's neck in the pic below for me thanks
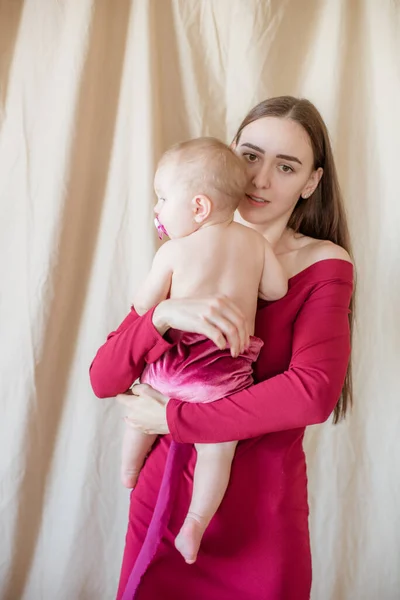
[235,212,292,251]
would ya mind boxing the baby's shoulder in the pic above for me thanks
[153,238,182,266]
[230,221,265,246]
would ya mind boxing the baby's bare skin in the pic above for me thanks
[134,220,287,336]
[170,222,284,334]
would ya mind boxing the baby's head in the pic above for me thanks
[154,137,248,239]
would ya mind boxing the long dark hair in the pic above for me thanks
[234,96,353,423]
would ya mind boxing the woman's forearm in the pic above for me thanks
[167,363,346,443]
[167,273,353,443]
[89,306,173,398]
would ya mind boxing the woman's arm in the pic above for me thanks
[89,295,250,398]
[167,272,353,443]
[89,306,174,398]
[91,245,176,398]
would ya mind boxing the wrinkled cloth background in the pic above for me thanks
[0,1,399,599]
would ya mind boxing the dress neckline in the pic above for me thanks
[288,258,353,285]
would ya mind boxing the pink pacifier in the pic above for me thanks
[154,216,168,240]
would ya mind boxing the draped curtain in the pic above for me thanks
[1,1,399,598]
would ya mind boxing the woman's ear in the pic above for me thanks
[191,195,212,223]
[301,167,323,199]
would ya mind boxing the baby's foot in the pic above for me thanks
[120,467,141,489]
[175,514,207,564]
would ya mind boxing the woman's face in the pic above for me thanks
[235,116,322,227]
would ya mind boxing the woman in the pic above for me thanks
[90,96,354,600]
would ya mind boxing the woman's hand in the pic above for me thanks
[117,384,170,435]
[152,296,250,358]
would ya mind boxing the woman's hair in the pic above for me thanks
[234,96,353,423]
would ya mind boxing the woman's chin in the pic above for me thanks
[237,204,271,225]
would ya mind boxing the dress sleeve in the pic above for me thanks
[89,306,173,398]
[167,272,353,443]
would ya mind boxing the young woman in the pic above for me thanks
[90,96,354,600]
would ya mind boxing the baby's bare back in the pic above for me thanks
[169,222,265,334]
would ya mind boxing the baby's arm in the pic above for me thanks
[258,239,288,301]
[133,241,174,316]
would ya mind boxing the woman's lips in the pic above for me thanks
[245,194,270,206]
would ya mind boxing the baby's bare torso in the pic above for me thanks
[169,222,265,334]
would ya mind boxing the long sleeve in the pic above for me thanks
[89,306,173,398]
[167,272,353,443]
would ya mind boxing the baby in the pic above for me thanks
[121,137,288,564]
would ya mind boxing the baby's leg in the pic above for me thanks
[121,426,157,489]
[175,440,237,564]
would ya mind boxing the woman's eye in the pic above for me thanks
[243,153,258,163]
[279,164,294,173]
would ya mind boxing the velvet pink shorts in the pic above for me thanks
[141,331,263,403]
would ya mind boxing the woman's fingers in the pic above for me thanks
[192,318,228,352]
[124,415,151,434]
[116,393,133,407]
[118,392,145,429]
[204,315,241,357]
[154,296,249,357]
[217,296,250,353]
[117,384,170,435]
[204,296,249,356]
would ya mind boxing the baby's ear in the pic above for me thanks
[191,194,212,223]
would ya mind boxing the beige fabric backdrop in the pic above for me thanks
[1,1,399,598]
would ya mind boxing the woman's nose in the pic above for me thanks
[252,163,271,189]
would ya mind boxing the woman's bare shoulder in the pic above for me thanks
[303,239,352,263]
[289,237,353,277]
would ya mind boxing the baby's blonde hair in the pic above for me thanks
[157,137,249,214]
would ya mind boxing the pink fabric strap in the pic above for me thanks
[121,441,190,599]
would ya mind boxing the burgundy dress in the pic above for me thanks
[90,259,353,600]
